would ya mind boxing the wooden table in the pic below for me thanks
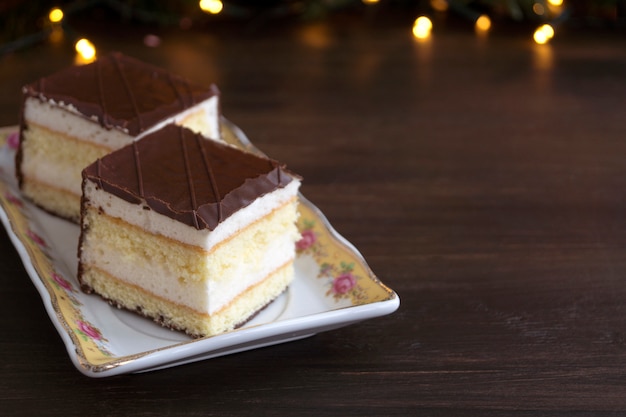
[2,10,626,416]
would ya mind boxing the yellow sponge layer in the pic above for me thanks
[177,108,217,139]
[81,261,294,337]
[21,123,112,177]
[82,198,300,284]
[21,180,81,222]
[20,123,112,221]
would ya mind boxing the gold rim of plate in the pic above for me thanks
[0,122,399,376]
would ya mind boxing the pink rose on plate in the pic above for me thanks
[296,229,316,251]
[77,320,102,340]
[7,131,19,149]
[332,272,357,295]
[52,272,73,291]
[26,230,46,247]
[5,192,23,207]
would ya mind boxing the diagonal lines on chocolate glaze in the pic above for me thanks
[25,52,218,136]
[195,131,223,225]
[95,59,111,129]
[179,127,200,229]
[83,124,294,231]
[111,53,143,132]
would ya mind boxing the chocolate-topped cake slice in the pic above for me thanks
[78,124,301,338]
[17,52,221,222]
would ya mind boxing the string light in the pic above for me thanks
[540,24,555,38]
[533,30,547,44]
[49,8,64,23]
[0,0,601,57]
[475,15,491,33]
[199,0,223,14]
[546,0,565,15]
[75,38,96,63]
[412,16,433,40]
[533,24,555,44]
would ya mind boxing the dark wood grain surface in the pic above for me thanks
[2,11,626,416]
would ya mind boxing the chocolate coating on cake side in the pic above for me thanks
[83,124,299,230]
[21,52,219,136]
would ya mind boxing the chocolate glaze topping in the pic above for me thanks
[83,124,299,231]
[22,52,219,136]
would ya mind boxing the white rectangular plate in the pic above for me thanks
[0,121,399,377]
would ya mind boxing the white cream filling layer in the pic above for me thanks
[23,95,221,148]
[24,97,133,149]
[83,232,295,314]
[21,154,79,195]
[83,179,301,250]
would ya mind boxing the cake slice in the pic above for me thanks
[17,52,221,222]
[78,124,301,338]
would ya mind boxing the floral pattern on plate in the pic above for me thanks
[0,182,114,361]
[296,215,384,305]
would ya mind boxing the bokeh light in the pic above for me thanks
[533,24,555,44]
[475,15,491,32]
[48,8,64,23]
[533,2,546,16]
[199,0,223,14]
[75,38,96,63]
[412,16,433,40]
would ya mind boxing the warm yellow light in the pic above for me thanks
[540,23,555,39]
[415,16,433,31]
[75,38,96,62]
[533,24,554,44]
[533,30,548,45]
[362,0,380,4]
[548,0,563,6]
[49,8,64,23]
[475,15,491,32]
[199,0,223,14]
[412,16,433,39]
